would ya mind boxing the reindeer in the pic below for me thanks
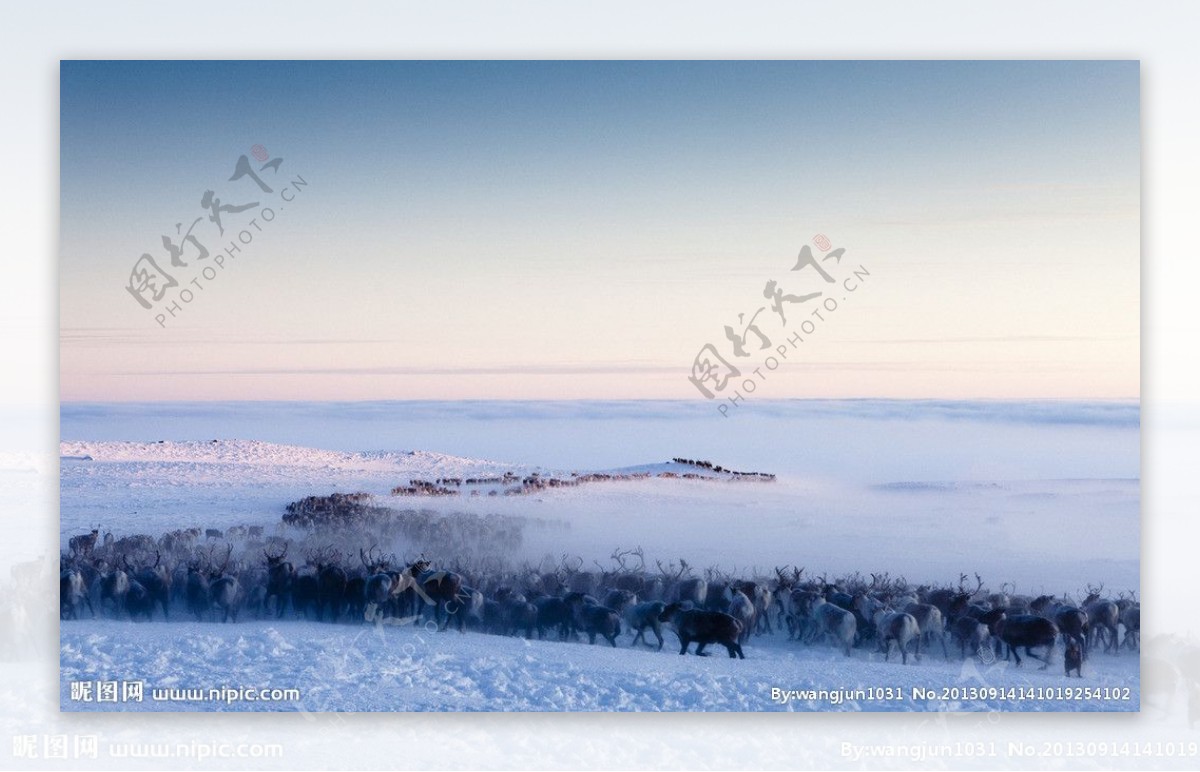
[996,614,1058,668]
[773,566,803,633]
[659,559,705,606]
[602,588,637,616]
[69,529,100,558]
[59,565,92,619]
[1083,584,1120,654]
[660,602,745,659]
[874,609,920,663]
[904,601,948,658]
[565,592,621,647]
[703,570,733,613]
[185,559,210,621]
[736,579,773,635]
[123,575,154,621]
[360,546,394,622]
[810,597,857,656]
[608,547,648,597]
[535,594,576,641]
[480,598,505,634]
[460,585,487,628]
[948,616,990,660]
[727,588,756,646]
[495,587,537,639]
[96,560,129,618]
[1118,592,1140,651]
[263,544,294,618]
[417,564,465,632]
[208,545,241,623]
[129,551,170,620]
[1031,594,1089,660]
[625,600,667,650]
[789,589,824,642]
[988,582,1014,611]
[314,548,347,623]
[388,558,429,622]
[562,554,599,596]
[292,550,321,620]
[979,607,1008,658]
[936,573,985,622]
[1065,639,1084,677]
[822,577,855,617]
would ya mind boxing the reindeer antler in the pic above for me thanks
[655,558,688,581]
[610,547,645,573]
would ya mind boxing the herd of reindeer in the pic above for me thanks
[60,529,1140,673]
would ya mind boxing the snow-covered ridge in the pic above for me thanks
[58,440,776,488]
[59,439,522,477]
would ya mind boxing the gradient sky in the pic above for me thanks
[60,60,1140,401]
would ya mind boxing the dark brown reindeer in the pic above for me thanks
[996,614,1058,668]
[1031,594,1089,660]
[660,602,745,659]
[417,562,465,631]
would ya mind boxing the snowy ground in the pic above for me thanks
[60,618,1139,713]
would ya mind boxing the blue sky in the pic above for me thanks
[60,60,1140,401]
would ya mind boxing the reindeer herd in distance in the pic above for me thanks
[60,521,1140,674]
[390,458,775,499]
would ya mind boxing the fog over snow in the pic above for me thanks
[60,400,1139,593]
